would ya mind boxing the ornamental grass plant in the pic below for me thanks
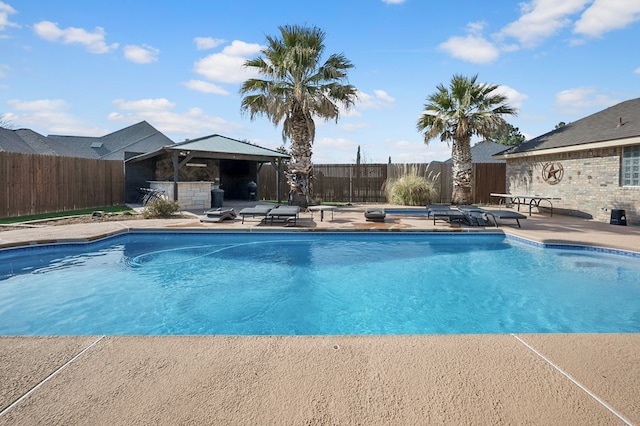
[384,165,439,206]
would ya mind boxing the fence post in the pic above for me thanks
[349,167,352,204]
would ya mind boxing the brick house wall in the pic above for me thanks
[506,146,639,225]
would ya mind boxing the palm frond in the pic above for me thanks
[417,73,517,144]
[240,24,357,145]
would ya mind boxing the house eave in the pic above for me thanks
[494,135,640,159]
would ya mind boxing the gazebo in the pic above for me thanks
[125,134,290,210]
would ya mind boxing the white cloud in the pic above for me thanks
[6,98,105,135]
[340,122,371,132]
[311,134,453,164]
[0,1,19,31]
[33,20,118,54]
[123,44,159,64]
[439,34,499,64]
[194,37,225,50]
[193,40,263,84]
[387,139,452,164]
[382,0,406,4]
[373,89,395,103]
[554,87,619,115]
[112,98,174,111]
[574,0,640,38]
[356,89,396,109]
[109,97,242,137]
[439,22,499,64]
[499,0,591,47]
[493,85,528,110]
[184,79,230,95]
[635,67,640,74]
[312,136,359,163]
[8,98,68,112]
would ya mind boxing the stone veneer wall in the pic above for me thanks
[506,146,639,225]
[149,181,213,211]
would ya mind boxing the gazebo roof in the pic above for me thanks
[127,134,290,163]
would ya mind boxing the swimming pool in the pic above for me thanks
[1,232,639,335]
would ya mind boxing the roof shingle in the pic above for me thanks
[500,97,640,156]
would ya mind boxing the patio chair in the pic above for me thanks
[426,205,465,225]
[425,204,457,217]
[200,208,237,223]
[483,209,527,228]
[239,204,275,224]
[457,205,491,226]
[266,205,300,225]
[364,208,386,222]
[137,187,166,206]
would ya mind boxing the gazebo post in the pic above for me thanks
[172,151,193,202]
[275,158,283,203]
[172,152,180,201]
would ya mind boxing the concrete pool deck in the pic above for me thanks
[1,203,639,425]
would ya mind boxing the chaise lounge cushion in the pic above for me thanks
[426,205,465,225]
[239,205,275,223]
[266,205,300,225]
[364,208,386,221]
[426,205,454,217]
[483,209,527,228]
[457,206,491,226]
[201,208,237,223]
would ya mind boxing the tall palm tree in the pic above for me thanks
[240,25,357,208]
[416,74,517,205]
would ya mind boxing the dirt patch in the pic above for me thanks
[0,212,193,232]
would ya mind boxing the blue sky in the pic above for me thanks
[1,0,639,163]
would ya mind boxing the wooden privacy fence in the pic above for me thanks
[0,152,125,218]
[258,162,505,205]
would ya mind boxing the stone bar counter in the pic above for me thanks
[148,181,215,211]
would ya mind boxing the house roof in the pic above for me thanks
[2,121,289,163]
[0,127,75,156]
[444,140,506,164]
[47,121,173,160]
[0,121,173,160]
[127,134,290,163]
[496,97,640,158]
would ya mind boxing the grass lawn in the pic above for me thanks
[0,205,137,224]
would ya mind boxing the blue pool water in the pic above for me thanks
[0,232,639,335]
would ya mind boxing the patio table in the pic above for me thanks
[490,193,561,216]
[309,205,336,222]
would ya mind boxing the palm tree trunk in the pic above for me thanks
[451,137,472,205]
[287,109,313,208]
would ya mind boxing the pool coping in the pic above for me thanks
[3,225,639,260]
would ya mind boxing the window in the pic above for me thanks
[622,145,640,186]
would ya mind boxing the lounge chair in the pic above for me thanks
[266,205,300,225]
[239,204,274,224]
[425,205,453,217]
[483,209,527,228]
[457,206,492,226]
[364,208,386,222]
[426,205,465,225]
[200,208,237,223]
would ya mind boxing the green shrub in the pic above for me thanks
[142,198,181,218]
[384,174,437,206]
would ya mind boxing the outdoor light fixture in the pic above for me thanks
[186,162,207,167]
